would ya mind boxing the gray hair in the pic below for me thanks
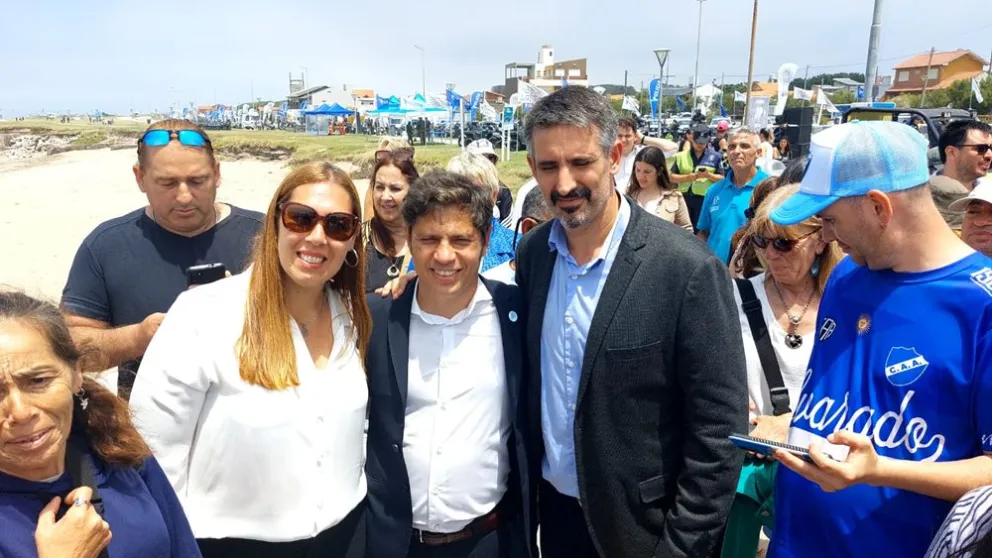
[521,186,552,221]
[445,151,500,198]
[402,171,493,241]
[524,86,618,158]
[729,127,760,143]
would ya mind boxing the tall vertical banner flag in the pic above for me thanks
[973,77,985,104]
[775,63,799,116]
[649,78,660,118]
[676,96,687,111]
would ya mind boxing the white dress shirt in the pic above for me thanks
[129,270,368,542]
[404,279,511,533]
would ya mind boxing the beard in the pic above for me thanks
[551,185,611,230]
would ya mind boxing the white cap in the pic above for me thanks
[949,176,992,211]
[467,139,497,158]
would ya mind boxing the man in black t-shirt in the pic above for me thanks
[61,119,263,398]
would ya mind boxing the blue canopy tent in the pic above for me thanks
[303,103,356,134]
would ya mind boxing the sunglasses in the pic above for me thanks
[279,202,360,241]
[374,147,415,163]
[139,129,211,148]
[751,229,820,253]
[957,143,992,156]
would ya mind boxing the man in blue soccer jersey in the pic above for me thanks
[766,121,992,557]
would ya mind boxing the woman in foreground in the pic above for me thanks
[130,161,371,558]
[721,184,844,558]
[0,291,198,558]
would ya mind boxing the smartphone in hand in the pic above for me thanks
[186,263,227,287]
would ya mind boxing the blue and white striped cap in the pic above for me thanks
[771,121,930,225]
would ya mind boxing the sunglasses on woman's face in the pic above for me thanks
[279,202,360,241]
[374,147,415,163]
[750,229,819,253]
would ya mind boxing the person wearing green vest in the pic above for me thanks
[671,124,724,229]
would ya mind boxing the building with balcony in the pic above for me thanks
[502,45,589,97]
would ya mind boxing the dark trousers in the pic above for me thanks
[539,480,598,558]
[684,190,705,232]
[407,512,526,558]
[197,501,365,558]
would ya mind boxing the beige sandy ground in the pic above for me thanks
[0,148,368,301]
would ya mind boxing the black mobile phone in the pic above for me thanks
[186,263,227,286]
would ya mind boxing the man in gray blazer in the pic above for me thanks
[516,86,747,558]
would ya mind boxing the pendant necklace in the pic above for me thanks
[386,255,404,278]
[771,279,815,349]
[296,296,327,339]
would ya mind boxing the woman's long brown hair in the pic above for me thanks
[1,291,150,468]
[236,161,371,390]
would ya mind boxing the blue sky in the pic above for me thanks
[1,0,990,116]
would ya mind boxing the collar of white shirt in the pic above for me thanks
[410,277,492,326]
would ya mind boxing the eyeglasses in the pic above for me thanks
[374,147,415,163]
[957,144,992,156]
[279,202,360,241]
[138,129,211,149]
[750,229,820,253]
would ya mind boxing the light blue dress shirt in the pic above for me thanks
[540,195,631,498]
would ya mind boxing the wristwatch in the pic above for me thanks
[640,136,646,146]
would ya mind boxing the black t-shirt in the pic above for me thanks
[364,244,405,294]
[61,205,263,395]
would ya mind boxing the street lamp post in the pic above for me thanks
[692,0,707,111]
[414,45,426,99]
[654,48,670,137]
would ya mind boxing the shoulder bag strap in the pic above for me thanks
[734,278,792,416]
[65,442,110,558]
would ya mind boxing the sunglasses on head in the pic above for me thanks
[139,129,211,149]
[750,229,820,253]
[374,147,415,163]
[279,202,360,241]
[958,143,992,156]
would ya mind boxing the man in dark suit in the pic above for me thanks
[365,171,536,558]
[517,86,747,557]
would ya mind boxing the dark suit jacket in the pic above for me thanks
[516,199,747,558]
[364,277,537,558]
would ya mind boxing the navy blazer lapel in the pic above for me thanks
[482,277,522,419]
[387,280,416,408]
[577,205,648,405]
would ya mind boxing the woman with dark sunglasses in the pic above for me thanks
[363,150,418,293]
[720,184,844,558]
[129,162,372,558]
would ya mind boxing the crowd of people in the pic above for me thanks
[1,86,991,558]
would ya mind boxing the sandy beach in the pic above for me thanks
[0,148,368,301]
